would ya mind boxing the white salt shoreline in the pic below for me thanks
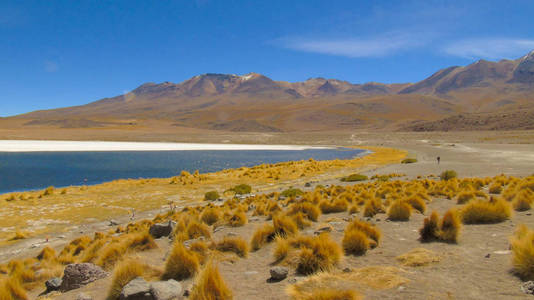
[0,140,332,152]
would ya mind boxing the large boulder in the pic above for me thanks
[60,263,108,292]
[120,277,153,300]
[150,279,183,300]
[149,221,176,238]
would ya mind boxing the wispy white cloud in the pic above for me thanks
[444,38,534,60]
[278,32,430,58]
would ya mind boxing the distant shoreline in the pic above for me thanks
[0,140,331,152]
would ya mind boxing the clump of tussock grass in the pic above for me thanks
[291,212,312,229]
[513,189,534,211]
[319,198,349,214]
[291,288,361,300]
[273,235,290,263]
[163,242,200,281]
[419,210,461,243]
[287,202,321,222]
[228,211,247,227]
[511,225,534,280]
[460,198,512,224]
[36,246,56,261]
[189,261,233,300]
[272,214,298,237]
[405,196,426,214]
[8,231,28,241]
[341,174,368,182]
[440,170,457,181]
[204,190,220,201]
[489,182,503,194]
[201,208,221,226]
[186,220,212,240]
[189,240,210,264]
[387,200,411,221]
[214,237,249,258]
[0,276,28,300]
[295,234,342,275]
[107,258,147,300]
[363,198,383,218]
[250,224,276,251]
[342,229,369,256]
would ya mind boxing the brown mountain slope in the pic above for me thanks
[5,50,534,133]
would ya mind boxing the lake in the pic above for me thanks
[0,147,366,194]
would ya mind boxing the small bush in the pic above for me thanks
[296,234,341,275]
[342,229,369,256]
[319,199,348,214]
[204,191,220,201]
[363,198,383,218]
[456,191,476,205]
[273,236,289,262]
[228,211,247,227]
[186,220,212,239]
[405,197,426,214]
[36,246,56,261]
[273,215,298,237]
[291,212,312,229]
[511,225,534,280]
[440,210,461,243]
[107,258,146,300]
[513,190,534,212]
[281,188,304,198]
[419,211,440,242]
[201,208,221,225]
[387,200,411,221]
[345,220,381,244]
[401,158,418,164]
[341,174,368,182]
[440,170,457,181]
[0,277,28,300]
[288,202,321,222]
[460,198,512,224]
[250,224,276,251]
[189,261,232,300]
[163,242,200,280]
[489,183,503,194]
[228,184,252,195]
[215,237,249,258]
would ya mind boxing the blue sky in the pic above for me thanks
[1,0,533,116]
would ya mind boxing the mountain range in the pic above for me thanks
[4,50,534,133]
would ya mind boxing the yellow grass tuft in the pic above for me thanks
[163,242,200,281]
[228,211,247,227]
[273,215,299,237]
[292,289,361,300]
[419,211,440,242]
[0,277,28,300]
[288,202,321,222]
[296,234,341,275]
[319,199,348,214]
[387,200,411,221]
[363,198,383,218]
[460,198,512,224]
[189,261,233,300]
[405,196,426,214]
[440,209,461,243]
[214,237,249,258]
[342,229,369,256]
[250,224,276,251]
[107,258,146,300]
[273,235,290,263]
[511,225,534,280]
[201,208,221,226]
[36,246,56,261]
[186,220,212,240]
[512,189,534,211]
[345,219,381,244]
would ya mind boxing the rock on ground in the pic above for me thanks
[120,277,153,300]
[60,263,108,292]
[150,279,183,300]
[45,277,62,292]
[149,221,176,238]
[270,266,289,280]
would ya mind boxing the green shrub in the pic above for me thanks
[401,158,418,164]
[228,184,252,195]
[281,188,304,198]
[204,191,220,201]
[440,170,457,181]
[341,174,368,182]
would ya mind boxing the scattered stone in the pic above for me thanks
[521,281,534,294]
[249,217,261,222]
[278,196,287,201]
[304,182,311,187]
[494,250,511,255]
[149,221,176,238]
[109,219,119,226]
[58,235,66,239]
[398,286,406,292]
[76,293,93,300]
[343,267,352,273]
[213,226,225,233]
[314,226,332,235]
[244,271,258,275]
[226,232,238,237]
[527,213,532,216]
[485,254,491,258]
[120,277,152,300]
[60,263,108,292]
[270,266,289,280]
[376,218,381,222]
[288,278,297,284]
[45,277,62,292]
[150,279,182,300]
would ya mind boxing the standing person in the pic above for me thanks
[437,156,441,165]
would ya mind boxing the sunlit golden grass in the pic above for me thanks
[287,202,321,222]
[295,234,342,275]
[214,237,249,258]
[396,248,441,267]
[201,208,221,226]
[251,224,276,251]
[460,198,512,224]
[228,211,248,227]
[419,210,461,243]
[387,200,411,221]
[292,289,361,300]
[0,146,405,243]
[363,197,383,218]
[342,228,369,256]
[107,258,148,300]
[511,225,534,280]
[513,189,534,211]
[319,198,349,214]
[345,219,381,244]
[189,261,233,300]
[0,276,28,300]
[163,242,200,281]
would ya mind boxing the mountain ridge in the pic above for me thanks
[5,50,534,132]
